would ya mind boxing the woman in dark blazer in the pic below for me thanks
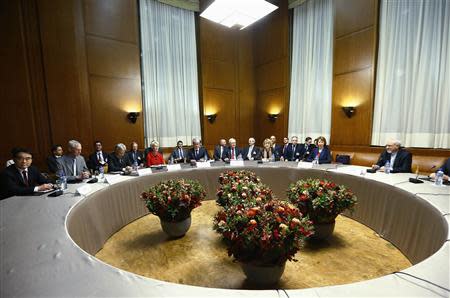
[307,136,332,164]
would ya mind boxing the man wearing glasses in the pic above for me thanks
[0,148,52,199]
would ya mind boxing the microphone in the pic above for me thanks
[409,166,423,184]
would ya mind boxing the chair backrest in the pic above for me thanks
[336,154,351,165]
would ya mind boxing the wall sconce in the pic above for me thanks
[127,112,140,123]
[342,107,355,118]
[268,113,278,122]
[206,114,217,124]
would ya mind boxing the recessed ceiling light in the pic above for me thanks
[200,0,278,30]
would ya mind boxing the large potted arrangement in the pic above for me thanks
[287,178,357,240]
[218,170,261,185]
[141,178,206,238]
[216,180,273,208]
[214,197,313,285]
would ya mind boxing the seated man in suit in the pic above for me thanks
[0,148,53,199]
[283,136,304,162]
[242,137,261,160]
[128,141,144,167]
[187,138,209,162]
[280,137,290,157]
[301,137,315,160]
[371,138,412,173]
[213,139,229,161]
[270,135,282,157]
[88,141,109,171]
[46,144,63,174]
[109,143,132,172]
[226,138,242,161]
[307,136,332,164]
[58,140,90,181]
[429,157,450,181]
[146,140,165,166]
[169,140,187,164]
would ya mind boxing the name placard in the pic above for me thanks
[137,168,153,176]
[105,175,123,185]
[167,164,182,172]
[297,161,313,169]
[230,160,245,167]
[196,161,211,168]
[76,185,92,196]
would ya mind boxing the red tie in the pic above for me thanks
[22,170,29,186]
[231,149,235,159]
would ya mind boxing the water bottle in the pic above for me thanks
[313,155,319,166]
[435,170,444,186]
[58,170,67,190]
[99,165,104,179]
[269,153,275,162]
[384,161,391,174]
[133,161,138,171]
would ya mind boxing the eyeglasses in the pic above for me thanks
[16,157,32,161]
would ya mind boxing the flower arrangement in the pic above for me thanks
[286,178,357,224]
[213,199,313,265]
[141,178,206,222]
[216,180,273,208]
[218,170,261,185]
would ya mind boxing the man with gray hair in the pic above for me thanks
[187,138,209,162]
[57,140,90,181]
[109,143,132,172]
[372,138,412,173]
[242,137,261,160]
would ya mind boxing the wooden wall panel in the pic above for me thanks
[86,36,140,79]
[201,61,236,90]
[331,68,373,145]
[89,77,143,151]
[84,0,138,43]
[199,19,236,62]
[38,0,93,149]
[330,0,378,146]
[0,0,51,168]
[253,0,289,145]
[334,27,374,75]
[335,0,376,38]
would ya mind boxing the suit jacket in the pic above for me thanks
[375,149,412,173]
[127,150,144,165]
[284,144,305,161]
[108,153,132,172]
[301,143,315,160]
[242,145,261,160]
[187,147,210,162]
[46,155,60,174]
[307,146,332,164]
[57,155,89,181]
[273,144,282,157]
[225,147,242,160]
[0,165,48,199]
[213,146,229,161]
[439,158,450,176]
[280,143,290,156]
[88,151,109,170]
[169,147,188,163]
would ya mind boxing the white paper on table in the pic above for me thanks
[196,161,211,168]
[297,161,313,169]
[167,164,182,172]
[76,184,92,196]
[137,168,153,176]
[230,160,245,167]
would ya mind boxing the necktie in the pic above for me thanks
[220,147,223,159]
[248,146,252,159]
[133,152,136,162]
[98,152,103,162]
[292,145,296,159]
[22,170,29,186]
[195,150,199,159]
[231,149,235,159]
[179,149,183,158]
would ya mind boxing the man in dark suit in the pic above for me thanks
[213,139,229,161]
[88,141,109,171]
[46,144,63,174]
[187,138,210,162]
[280,137,290,157]
[169,140,187,163]
[372,138,412,173]
[283,136,304,161]
[127,141,144,166]
[242,137,261,160]
[0,148,52,199]
[430,158,450,181]
[226,138,242,160]
[109,143,132,172]
[301,137,315,160]
[270,135,282,157]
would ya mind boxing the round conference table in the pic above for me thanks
[1,162,449,297]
